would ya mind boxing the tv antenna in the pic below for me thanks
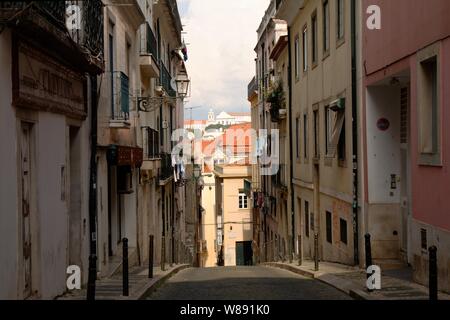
[184,106,201,129]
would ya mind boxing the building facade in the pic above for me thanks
[0,1,104,299]
[95,0,145,278]
[275,0,362,266]
[210,111,251,126]
[95,0,190,278]
[362,0,450,292]
[248,76,261,263]
[0,0,192,300]
[252,0,292,264]
[214,164,253,266]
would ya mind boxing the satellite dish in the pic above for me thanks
[170,78,177,91]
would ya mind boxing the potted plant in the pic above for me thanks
[266,79,286,122]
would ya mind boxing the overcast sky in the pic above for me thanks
[178,0,270,120]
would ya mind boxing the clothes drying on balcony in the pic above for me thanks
[171,153,186,183]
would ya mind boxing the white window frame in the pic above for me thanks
[295,35,300,79]
[337,0,345,41]
[302,26,308,72]
[417,43,442,166]
[238,193,248,209]
[323,0,330,54]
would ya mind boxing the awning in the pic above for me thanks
[107,145,143,168]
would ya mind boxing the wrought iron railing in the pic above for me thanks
[248,76,258,100]
[140,22,158,59]
[71,0,104,61]
[0,1,65,23]
[0,1,104,65]
[159,61,176,97]
[159,152,173,181]
[112,71,130,121]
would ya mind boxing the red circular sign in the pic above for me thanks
[377,118,390,131]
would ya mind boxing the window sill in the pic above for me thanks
[418,164,443,168]
[322,50,330,61]
[418,153,442,167]
[144,157,162,161]
[109,119,131,129]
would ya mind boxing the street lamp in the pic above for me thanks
[193,164,201,179]
[175,73,190,98]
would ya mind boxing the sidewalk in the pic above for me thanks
[58,263,189,300]
[264,260,450,300]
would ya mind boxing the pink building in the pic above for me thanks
[362,0,450,292]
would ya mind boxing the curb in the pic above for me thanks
[263,262,371,300]
[134,264,190,300]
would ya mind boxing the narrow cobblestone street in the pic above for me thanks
[1,1,450,309]
[147,266,351,300]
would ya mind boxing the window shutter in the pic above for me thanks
[329,111,345,157]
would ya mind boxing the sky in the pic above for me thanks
[178,0,270,120]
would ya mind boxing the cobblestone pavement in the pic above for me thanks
[265,260,450,300]
[59,264,188,300]
[146,266,352,300]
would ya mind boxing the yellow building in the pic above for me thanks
[214,164,253,266]
[200,172,218,267]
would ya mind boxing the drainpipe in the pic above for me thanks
[87,74,98,299]
[287,26,295,258]
[351,0,359,266]
[136,169,141,266]
[171,181,175,265]
[261,43,267,263]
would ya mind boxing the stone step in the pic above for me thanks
[106,247,139,277]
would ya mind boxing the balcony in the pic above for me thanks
[0,1,104,74]
[139,23,160,78]
[247,77,258,101]
[267,80,286,123]
[159,61,177,98]
[275,0,305,23]
[159,152,174,185]
[110,71,130,128]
